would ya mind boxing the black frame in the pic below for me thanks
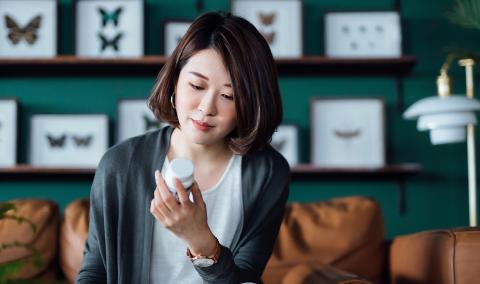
[309,96,387,167]
[73,0,146,56]
[0,97,19,167]
[322,9,403,58]
[229,0,304,58]
[0,0,60,57]
[28,113,109,166]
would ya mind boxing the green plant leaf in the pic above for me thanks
[0,260,24,284]
[449,0,480,30]
[0,203,16,218]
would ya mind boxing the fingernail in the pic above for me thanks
[155,170,160,183]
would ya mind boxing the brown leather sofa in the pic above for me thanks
[1,197,480,284]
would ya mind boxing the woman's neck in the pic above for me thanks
[168,127,232,164]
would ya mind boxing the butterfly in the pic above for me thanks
[334,129,361,140]
[98,32,123,51]
[46,134,67,148]
[98,7,123,27]
[271,139,286,152]
[5,14,42,45]
[72,135,93,147]
[258,12,276,26]
[261,31,275,44]
[143,115,161,131]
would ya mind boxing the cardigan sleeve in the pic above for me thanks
[75,150,118,284]
[193,151,290,284]
[75,169,107,282]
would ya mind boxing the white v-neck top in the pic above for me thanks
[150,154,243,284]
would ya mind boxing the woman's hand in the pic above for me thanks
[150,170,217,256]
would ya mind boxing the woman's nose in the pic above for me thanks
[197,92,217,116]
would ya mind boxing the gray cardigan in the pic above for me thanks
[76,126,290,284]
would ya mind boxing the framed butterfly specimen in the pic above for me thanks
[117,99,167,143]
[30,114,109,168]
[162,20,191,56]
[310,97,386,168]
[324,11,402,58]
[74,0,144,57]
[0,98,18,167]
[271,124,299,166]
[0,0,57,57]
[231,0,303,58]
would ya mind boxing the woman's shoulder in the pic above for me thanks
[242,144,290,184]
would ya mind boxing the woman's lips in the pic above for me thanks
[192,119,213,131]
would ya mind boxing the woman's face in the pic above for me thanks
[174,48,237,147]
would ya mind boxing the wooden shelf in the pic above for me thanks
[291,163,421,215]
[0,163,420,180]
[0,165,95,180]
[0,55,417,77]
[291,163,421,180]
[0,163,420,214]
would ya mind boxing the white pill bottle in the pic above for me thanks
[164,158,194,200]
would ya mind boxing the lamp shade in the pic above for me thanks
[403,95,480,145]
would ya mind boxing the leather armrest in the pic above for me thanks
[390,227,480,284]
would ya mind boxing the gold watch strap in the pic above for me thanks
[186,237,221,263]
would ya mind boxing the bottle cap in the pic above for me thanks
[165,158,194,192]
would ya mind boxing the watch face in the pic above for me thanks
[192,258,215,267]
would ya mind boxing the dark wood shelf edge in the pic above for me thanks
[0,163,421,180]
[0,55,417,77]
[291,163,421,180]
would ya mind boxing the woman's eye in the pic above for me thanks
[222,94,234,100]
[189,83,203,90]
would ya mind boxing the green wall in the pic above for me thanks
[2,0,480,239]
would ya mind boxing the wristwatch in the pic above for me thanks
[186,237,222,267]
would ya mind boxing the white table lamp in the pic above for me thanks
[403,57,480,227]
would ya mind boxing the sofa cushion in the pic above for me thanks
[60,198,89,284]
[390,227,480,284]
[263,196,385,283]
[0,199,60,280]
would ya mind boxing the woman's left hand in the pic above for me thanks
[150,170,217,256]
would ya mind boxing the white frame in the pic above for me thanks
[271,124,299,166]
[325,11,402,58]
[163,20,191,56]
[231,0,303,58]
[117,99,167,143]
[30,114,109,168]
[311,97,385,168]
[75,0,144,57]
[0,99,18,167]
[0,0,57,58]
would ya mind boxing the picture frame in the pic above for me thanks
[0,0,58,58]
[231,0,303,58]
[74,0,144,57]
[324,10,402,58]
[162,20,192,56]
[117,99,167,143]
[0,98,18,167]
[271,124,299,166]
[29,114,109,168]
[310,97,386,168]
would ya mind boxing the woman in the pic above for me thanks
[76,11,290,284]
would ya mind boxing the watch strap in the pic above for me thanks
[186,237,221,264]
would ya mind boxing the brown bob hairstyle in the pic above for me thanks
[148,11,282,155]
